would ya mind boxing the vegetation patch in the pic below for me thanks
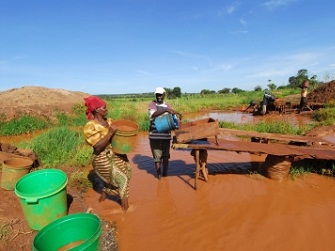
[0,115,49,136]
[19,127,91,167]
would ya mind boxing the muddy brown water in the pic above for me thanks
[84,131,335,251]
[86,111,334,251]
[2,111,335,250]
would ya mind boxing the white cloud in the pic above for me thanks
[231,30,248,34]
[262,0,298,10]
[216,2,241,17]
[239,18,247,26]
[136,70,154,76]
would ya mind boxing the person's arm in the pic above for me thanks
[151,108,176,118]
[93,125,117,155]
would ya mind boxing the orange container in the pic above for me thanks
[111,120,139,154]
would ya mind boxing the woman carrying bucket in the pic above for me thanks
[83,96,132,211]
[148,87,180,179]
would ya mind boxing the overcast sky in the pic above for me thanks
[1,0,335,94]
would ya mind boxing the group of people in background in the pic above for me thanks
[83,87,178,211]
[244,90,275,116]
[245,79,312,115]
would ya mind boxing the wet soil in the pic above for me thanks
[1,132,335,250]
[1,85,335,250]
[85,133,335,251]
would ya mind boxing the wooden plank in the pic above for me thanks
[173,138,335,160]
[175,118,220,143]
[219,128,334,147]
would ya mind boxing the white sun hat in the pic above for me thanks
[154,87,166,94]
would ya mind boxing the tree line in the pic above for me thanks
[99,68,330,99]
[165,69,325,96]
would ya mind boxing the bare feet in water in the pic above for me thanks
[99,191,106,202]
[156,167,161,179]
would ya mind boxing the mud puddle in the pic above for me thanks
[85,132,335,251]
[2,112,335,250]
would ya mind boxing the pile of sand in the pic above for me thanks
[308,80,335,103]
[0,86,90,121]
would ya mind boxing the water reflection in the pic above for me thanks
[183,110,313,126]
[183,111,253,123]
[323,134,335,144]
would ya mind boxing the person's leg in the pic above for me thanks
[99,191,106,202]
[162,158,168,177]
[155,161,161,179]
[121,198,129,211]
[150,139,163,179]
[299,97,307,112]
[262,104,266,115]
[302,97,307,110]
[110,156,132,211]
[162,140,171,177]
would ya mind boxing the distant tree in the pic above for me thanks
[200,89,215,95]
[296,69,309,87]
[164,87,173,98]
[309,75,320,90]
[288,69,310,88]
[267,80,277,91]
[288,76,297,87]
[254,85,262,91]
[277,85,287,90]
[267,83,277,91]
[298,69,308,77]
[231,87,244,94]
[172,87,181,98]
[218,88,230,94]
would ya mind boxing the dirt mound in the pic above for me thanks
[0,86,90,121]
[308,80,335,103]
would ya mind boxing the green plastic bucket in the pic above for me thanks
[0,158,33,190]
[33,213,102,251]
[14,169,68,231]
[111,119,139,154]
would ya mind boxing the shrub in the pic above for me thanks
[20,127,90,167]
[0,115,49,136]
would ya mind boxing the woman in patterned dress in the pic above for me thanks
[83,96,132,211]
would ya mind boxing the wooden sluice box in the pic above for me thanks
[174,118,220,143]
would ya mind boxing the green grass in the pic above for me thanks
[321,162,335,176]
[19,127,91,167]
[0,115,50,136]
[313,107,335,125]
[219,120,315,135]
[289,165,313,180]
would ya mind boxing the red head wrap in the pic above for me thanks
[84,96,107,120]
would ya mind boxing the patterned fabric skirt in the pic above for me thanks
[92,146,132,199]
